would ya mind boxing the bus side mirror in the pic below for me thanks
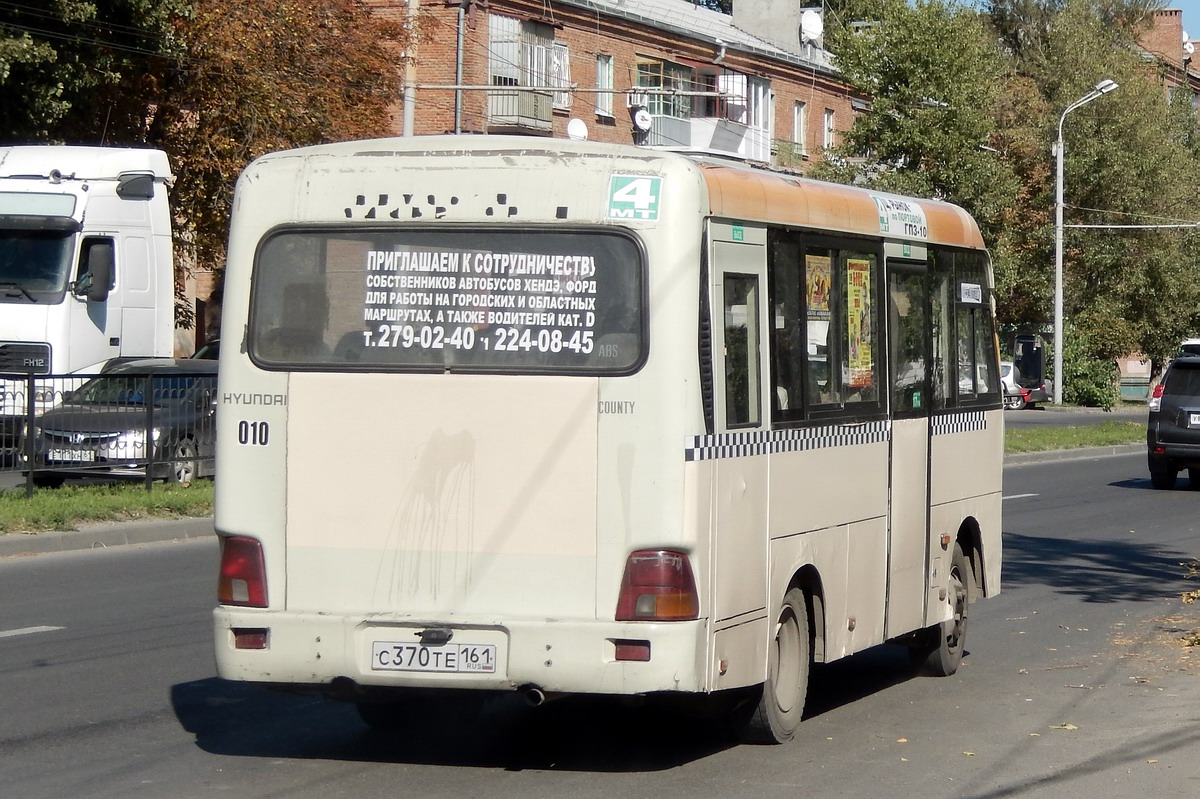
[74,241,114,302]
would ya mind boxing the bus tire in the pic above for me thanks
[732,587,810,744]
[918,543,970,677]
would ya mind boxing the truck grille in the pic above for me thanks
[0,342,52,374]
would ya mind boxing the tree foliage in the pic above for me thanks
[820,0,1200,399]
[812,0,1019,246]
[988,0,1200,377]
[0,1,407,326]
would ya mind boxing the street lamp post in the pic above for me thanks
[1053,78,1118,404]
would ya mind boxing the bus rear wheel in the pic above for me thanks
[732,587,810,744]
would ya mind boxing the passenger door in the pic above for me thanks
[886,260,931,637]
[710,222,770,624]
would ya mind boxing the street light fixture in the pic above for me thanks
[1053,78,1118,404]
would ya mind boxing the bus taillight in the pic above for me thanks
[218,536,268,608]
[615,550,699,621]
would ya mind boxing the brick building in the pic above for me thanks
[184,1,858,355]
[1139,8,1200,107]
[398,0,859,169]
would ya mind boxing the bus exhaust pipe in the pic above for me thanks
[519,685,547,707]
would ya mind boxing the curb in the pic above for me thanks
[0,516,214,559]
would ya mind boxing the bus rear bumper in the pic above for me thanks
[213,607,711,697]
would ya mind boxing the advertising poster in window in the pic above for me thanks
[805,254,831,321]
[846,257,873,388]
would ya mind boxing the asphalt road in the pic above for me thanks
[2,451,1199,798]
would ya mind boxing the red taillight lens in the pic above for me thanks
[615,550,699,621]
[218,536,268,608]
[1152,384,1165,400]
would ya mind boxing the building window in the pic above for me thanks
[487,14,555,130]
[823,108,835,149]
[595,54,613,117]
[636,59,693,119]
[488,15,520,88]
[552,43,571,110]
[793,101,807,154]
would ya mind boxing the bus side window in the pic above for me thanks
[768,236,804,423]
[723,273,761,428]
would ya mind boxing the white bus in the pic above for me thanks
[212,136,1002,744]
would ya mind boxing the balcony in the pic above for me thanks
[487,89,553,134]
[643,116,770,162]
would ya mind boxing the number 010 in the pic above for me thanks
[238,420,269,446]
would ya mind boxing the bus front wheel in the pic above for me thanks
[911,543,970,677]
[732,587,810,744]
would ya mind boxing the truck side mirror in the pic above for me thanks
[74,240,114,302]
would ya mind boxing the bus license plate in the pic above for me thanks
[371,641,497,673]
[47,448,95,463]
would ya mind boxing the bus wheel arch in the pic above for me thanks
[731,568,821,744]
[955,517,985,601]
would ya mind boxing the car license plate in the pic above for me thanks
[47,448,95,463]
[1190,413,1200,428]
[371,641,497,673]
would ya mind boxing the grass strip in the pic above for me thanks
[0,481,214,534]
[1004,420,1143,454]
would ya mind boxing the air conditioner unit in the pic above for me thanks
[626,91,649,109]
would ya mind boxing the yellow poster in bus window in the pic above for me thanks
[805,254,831,320]
[846,258,873,388]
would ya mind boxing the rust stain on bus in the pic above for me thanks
[698,165,985,250]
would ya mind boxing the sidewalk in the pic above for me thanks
[0,516,214,558]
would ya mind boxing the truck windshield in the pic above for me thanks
[249,227,646,374]
[0,230,74,304]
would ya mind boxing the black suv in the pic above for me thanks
[1147,353,1200,489]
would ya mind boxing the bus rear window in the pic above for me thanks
[248,228,645,374]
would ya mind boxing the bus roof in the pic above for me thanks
[697,161,985,250]
[240,136,984,249]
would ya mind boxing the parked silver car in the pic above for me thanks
[21,358,217,487]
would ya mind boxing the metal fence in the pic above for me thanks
[1,367,217,494]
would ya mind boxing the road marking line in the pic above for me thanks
[1003,493,1039,501]
[0,625,65,639]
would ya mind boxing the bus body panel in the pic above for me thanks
[283,372,600,618]
[215,138,716,695]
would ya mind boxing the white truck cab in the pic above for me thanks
[0,146,175,455]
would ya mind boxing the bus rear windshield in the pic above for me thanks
[249,228,646,374]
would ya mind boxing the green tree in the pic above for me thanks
[0,1,183,141]
[990,0,1200,383]
[812,0,1019,247]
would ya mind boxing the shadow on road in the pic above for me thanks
[172,649,933,770]
[1002,530,1196,602]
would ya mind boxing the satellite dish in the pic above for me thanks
[1185,29,1191,44]
[1187,41,1196,56]
[633,107,653,132]
[800,9,824,44]
[567,118,589,141]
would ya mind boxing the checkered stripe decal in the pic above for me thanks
[931,410,987,436]
[685,420,890,462]
[684,411,990,462]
